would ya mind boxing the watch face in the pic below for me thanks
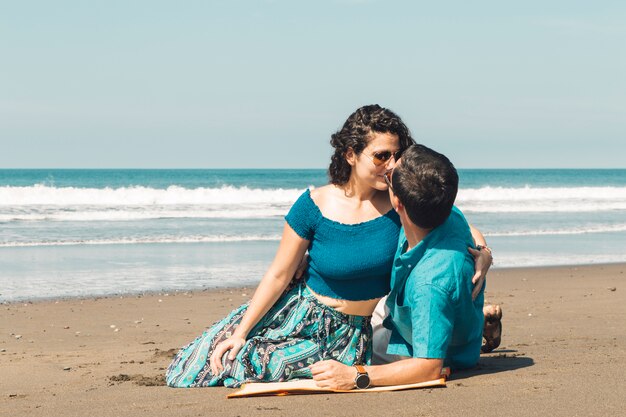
[355,373,370,389]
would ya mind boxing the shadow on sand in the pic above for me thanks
[449,349,534,380]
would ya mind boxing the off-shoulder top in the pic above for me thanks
[285,189,401,301]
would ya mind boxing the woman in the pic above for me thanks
[166,105,493,388]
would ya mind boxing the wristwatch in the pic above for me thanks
[354,364,370,389]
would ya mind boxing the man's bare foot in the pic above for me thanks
[482,304,502,353]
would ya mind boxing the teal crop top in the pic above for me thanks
[285,189,401,301]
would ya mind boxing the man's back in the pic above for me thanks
[385,207,485,370]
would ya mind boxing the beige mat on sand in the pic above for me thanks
[227,377,446,398]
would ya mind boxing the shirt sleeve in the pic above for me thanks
[408,283,455,359]
[284,190,316,240]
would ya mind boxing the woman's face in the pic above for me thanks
[350,132,401,191]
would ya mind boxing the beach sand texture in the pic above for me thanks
[2,264,625,417]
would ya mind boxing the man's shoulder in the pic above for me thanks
[407,246,473,295]
[439,206,472,242]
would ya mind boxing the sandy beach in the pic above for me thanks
[2,263,625,417]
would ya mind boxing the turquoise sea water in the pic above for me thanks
[1,169,625,301]
[2,168,625,188]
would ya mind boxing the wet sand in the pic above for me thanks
[1,264,625,417]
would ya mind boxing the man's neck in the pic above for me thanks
[403,220,432,250]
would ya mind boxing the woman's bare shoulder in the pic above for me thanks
[309,184,335,203]
[310,185,347,215]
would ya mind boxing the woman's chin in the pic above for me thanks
[374,179,389,191]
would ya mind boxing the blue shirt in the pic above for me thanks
[384,206,485,370]
[285,189,401,301]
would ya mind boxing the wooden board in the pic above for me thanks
[227,377,446,398]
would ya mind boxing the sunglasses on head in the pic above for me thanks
[364,150,403,167]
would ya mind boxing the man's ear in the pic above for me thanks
[345,148,356,166]
[391,193,403,213]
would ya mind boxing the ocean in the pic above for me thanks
[1,168,625,302]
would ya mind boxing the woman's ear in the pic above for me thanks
[345,148,356,166]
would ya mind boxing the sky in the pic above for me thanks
[1,0,625,169]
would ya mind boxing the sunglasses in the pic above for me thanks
[363,150,403,167]
[383,169,394,191]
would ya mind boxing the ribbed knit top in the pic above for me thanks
[285,189,401,301]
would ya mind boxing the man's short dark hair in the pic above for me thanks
[391,144,459,229]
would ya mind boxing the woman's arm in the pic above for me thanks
[469,224,487,247]
[209,223,310,374]
[468,224,493,300]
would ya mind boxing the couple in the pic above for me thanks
[166,105,499,389]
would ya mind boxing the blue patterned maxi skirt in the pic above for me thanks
[165,282,372,388]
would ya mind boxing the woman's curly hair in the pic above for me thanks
[329,104,415,185]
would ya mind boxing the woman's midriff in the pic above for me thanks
[307,286,382,316]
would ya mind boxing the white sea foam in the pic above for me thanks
[1,185,626,222]
[0,184,303,221]
[0,234,282,248]
[5,223,625,248]
[456,186,626,213]
[495,253,626,268]
[485,224,626,237]
[459,185,626,201]
[0,208,287,222]
[0,184,303,206]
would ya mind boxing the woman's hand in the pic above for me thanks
[209,336,246,375]
[293,253,309,281]
[206,223,309,376]
[467,246,493,300]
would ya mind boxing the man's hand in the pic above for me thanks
[309,360,357,390]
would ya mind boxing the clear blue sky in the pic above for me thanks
[1,1,624,168]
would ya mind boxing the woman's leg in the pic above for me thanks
[222,297,372,387]
[166,283,372,388]
[166,282,314,387]
[166,301,250,387]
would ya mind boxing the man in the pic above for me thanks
[309,144,485,389]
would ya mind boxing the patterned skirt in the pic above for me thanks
[165,282,372,388]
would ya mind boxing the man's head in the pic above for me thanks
[389,144,458,230]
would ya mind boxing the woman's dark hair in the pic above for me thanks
[329,104,415,185]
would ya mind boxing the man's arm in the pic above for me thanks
[309,357,443,390]
[468,224,492,299]
[369,357,443,386]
